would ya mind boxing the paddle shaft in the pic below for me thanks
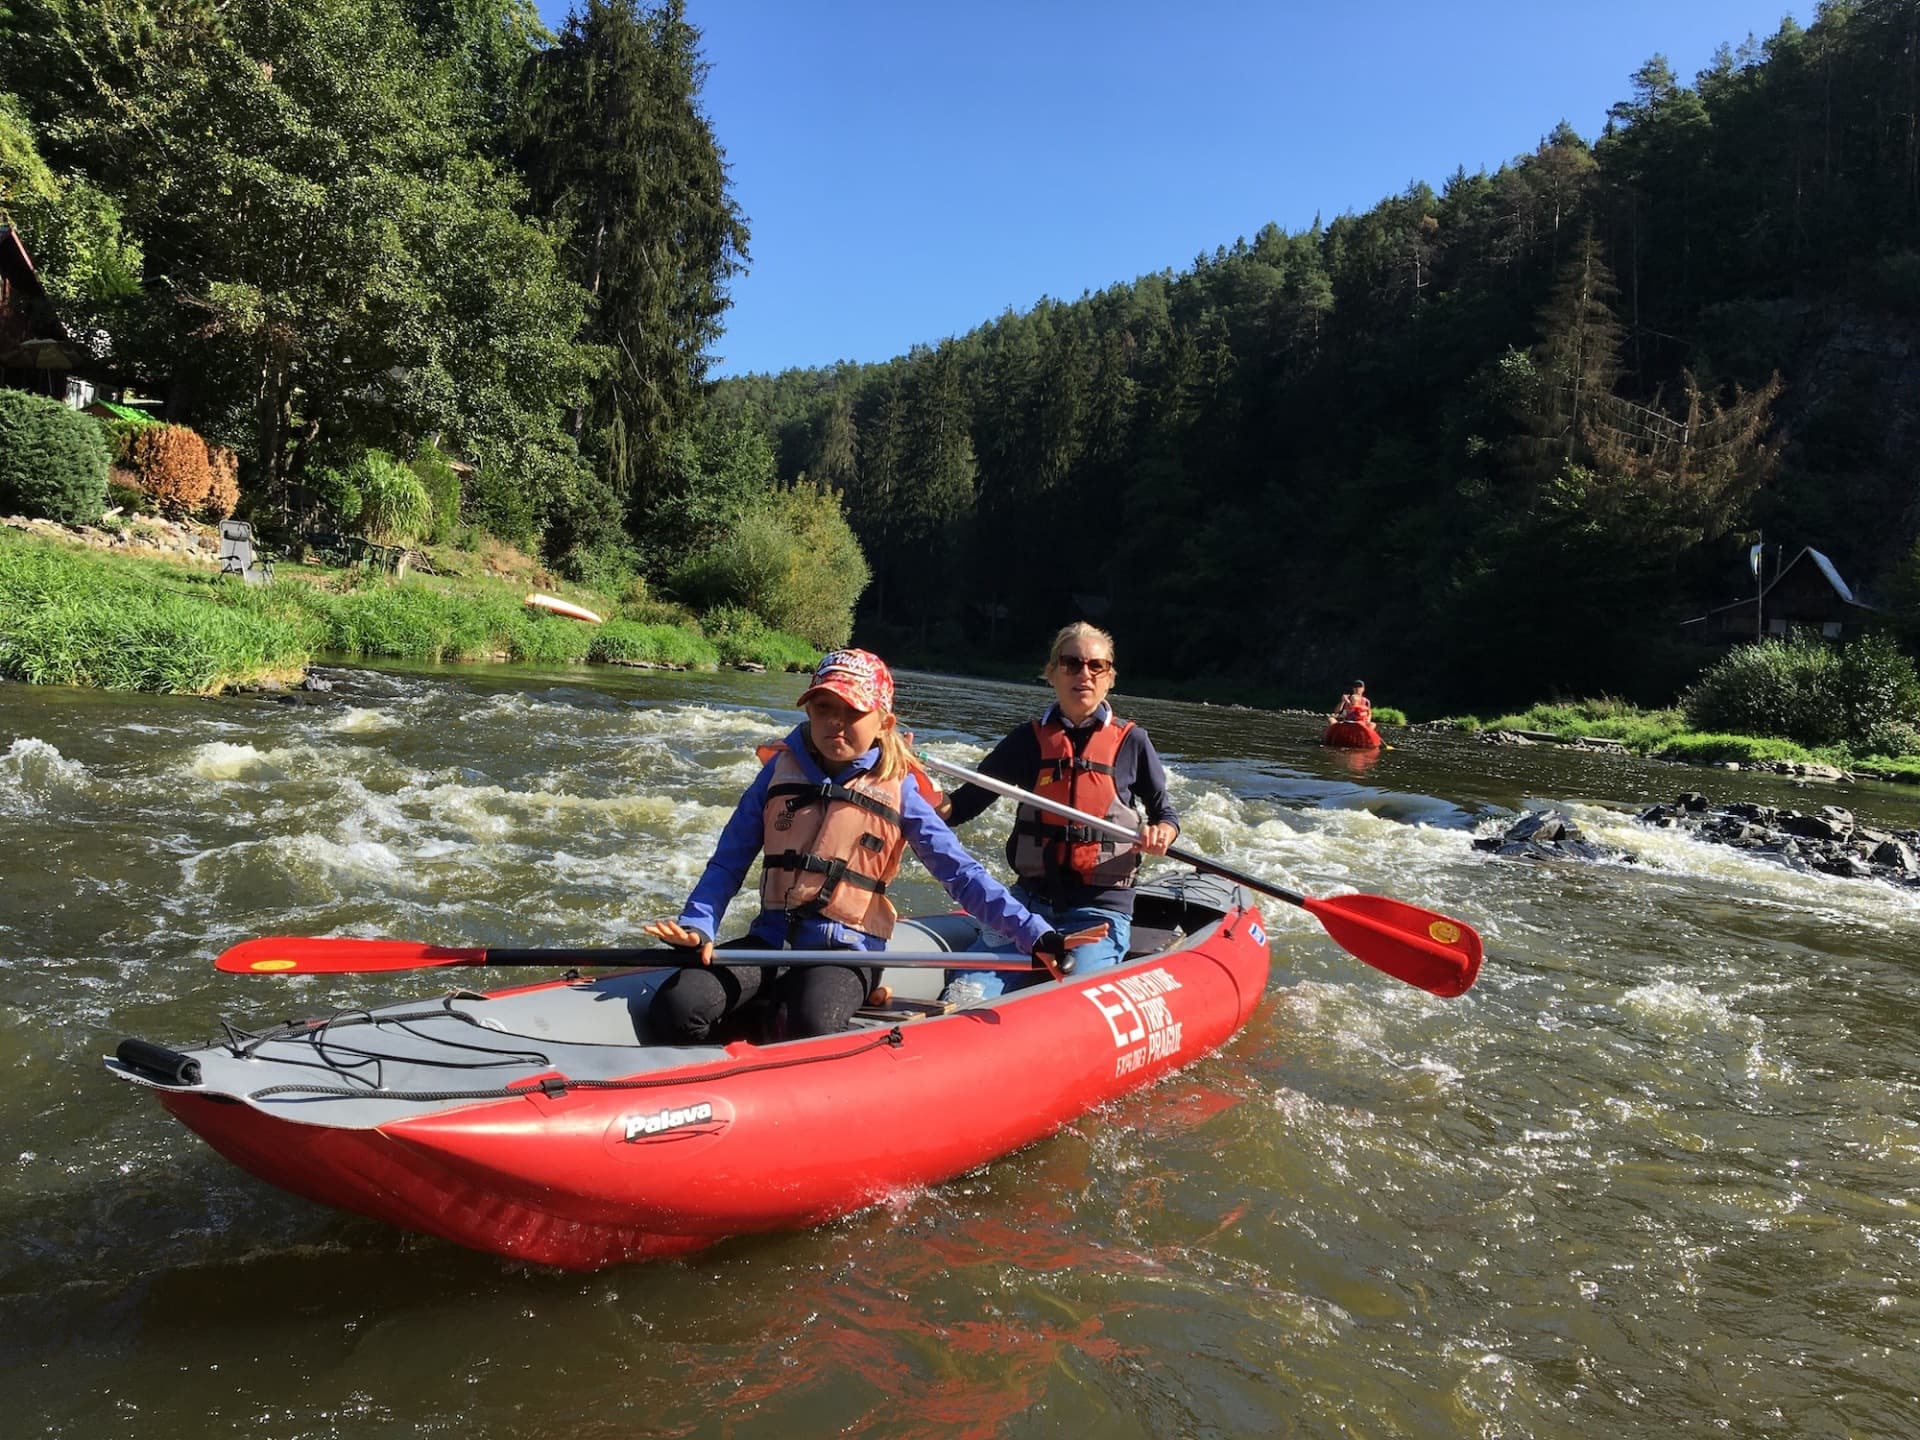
[921,750,1483,998]
[922,753,1307,908]
[215,934,1043,975]
[473,949,1019,970]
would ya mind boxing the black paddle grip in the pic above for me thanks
[116,1037,203,1087]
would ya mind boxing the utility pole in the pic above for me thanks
[1753,534,1765,640]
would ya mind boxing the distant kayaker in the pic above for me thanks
[937,622,1179,1004]
[1330,680,1372,726]
[641,648,1101,1041]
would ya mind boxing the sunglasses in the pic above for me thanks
[1055,655,1112,675]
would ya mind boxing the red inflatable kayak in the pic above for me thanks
[108,876,1270,1270]
[1322,719,1383,749]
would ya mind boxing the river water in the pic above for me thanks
[1,665,1916,1439]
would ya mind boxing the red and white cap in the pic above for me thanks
[798,648,894,716]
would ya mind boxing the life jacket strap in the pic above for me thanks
[762,852,890,895]
[764,780,903,828]
[1012,816,1107,846]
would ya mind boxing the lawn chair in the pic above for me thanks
[216,520,274,586]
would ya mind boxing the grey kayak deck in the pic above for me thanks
[107,874,1244,1130]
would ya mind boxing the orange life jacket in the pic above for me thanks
[1337,695,1372,725]
[1009,717,1140,892]
[755,742,914,939]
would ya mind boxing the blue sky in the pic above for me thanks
[534,2,1808,378]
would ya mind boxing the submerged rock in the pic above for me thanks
[1472,808,1635,863]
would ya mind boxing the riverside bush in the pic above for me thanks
[1857,718,1920,759]
[410,441,461,544]
[701,606,817,670]
[1482,699,1688,749]
[670,483,869,648]
[126,424,215,518]
[1684,632,1920,747]
[1834,632,1920,743]
[1682,636,1845,746]
[1652,732,1831,767]
[352,451,432,546]
[0,389,109,525]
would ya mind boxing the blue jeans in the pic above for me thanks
[941,889,1131,1003]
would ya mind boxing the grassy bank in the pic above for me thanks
[1435,697,1920,784]
[0,528,818,694]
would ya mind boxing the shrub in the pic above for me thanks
[700,603,819,670]
[99,415,156,464]
[106,469,145,514]
[463,457,538,550]
[1833,631,1920,745]
[1857,718,1920,759]
[1652,732,1828,767]
[410,440,461,544]
[0,389,110,524]
[1371,706,1408,726]
[125,423,214,518]
[1682,635,1846,746]
[306,463,363,528]
[669,483,869,648]
[352,451,432,546]
[201,444,241,521]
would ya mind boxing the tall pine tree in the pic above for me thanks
[516,0,748,534]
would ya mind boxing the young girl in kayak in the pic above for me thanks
[642,648,1097,1041]
[937,622,1179,1003]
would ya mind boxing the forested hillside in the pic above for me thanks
[717,2,1920,709]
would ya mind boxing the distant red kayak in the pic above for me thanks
[1322,719,1383,750]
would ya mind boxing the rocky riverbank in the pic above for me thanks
[1475,793,1920,889]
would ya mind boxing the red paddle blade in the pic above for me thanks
[216,936,489,975]
[1301,893,1484,997]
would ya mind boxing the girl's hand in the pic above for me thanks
[1031,922,1111,980]
[641,919,714,965]
[1138,823,1177,856]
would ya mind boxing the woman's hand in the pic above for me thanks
[1138,822,1177,856]
[641,919,714,965]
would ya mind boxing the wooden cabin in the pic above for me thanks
[1680,547,1877,644]
[0,224,90,404]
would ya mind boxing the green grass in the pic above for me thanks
[0,529,754,692]
[0,530,310,692]
[589,620,722,669]
[1480,698,1690,749]
[712,627,818,671]
[1854,754,1920,781]
[1370,705,1408,726]
[1648,732,1844,767]
[1445,691,1920,783]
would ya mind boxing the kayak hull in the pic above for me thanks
[1322,720,1383,749]
[116,881,1271,1270]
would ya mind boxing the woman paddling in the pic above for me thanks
[1330,679,1371,726]
[641,649,1099,1041]
[938,622,1178,1004]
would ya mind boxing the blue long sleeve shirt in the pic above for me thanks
[677,725,1054,954]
